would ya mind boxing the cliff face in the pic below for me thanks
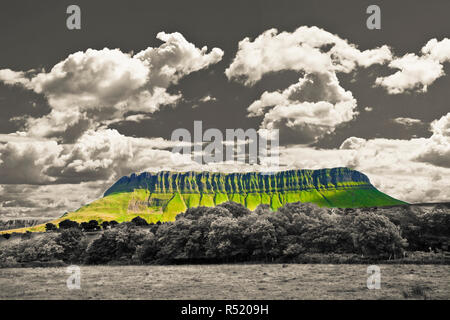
[104,168,371,196]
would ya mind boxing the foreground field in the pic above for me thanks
[0,264,449,300]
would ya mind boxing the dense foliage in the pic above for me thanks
[1,202,449,267]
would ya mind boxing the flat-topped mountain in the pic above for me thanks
[83,167,405,222]
[104,168,372,196]
[0,168,406,233]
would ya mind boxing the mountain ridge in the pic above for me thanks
[104,167,372,196]
[0,167,407,234]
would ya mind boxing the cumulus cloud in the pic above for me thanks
[414,112,450,168]
[0,32,224,141]
[375,54,444,94]
[338,114,450,202]
[248,71,357,144]
[0,69,32,87]
[20,110,93,143]
[226,26,392,85]
[227,26,390,144]
[0,129,198,186]
[0,139,62,184]
[376,38,450,94]
[337,136,450,203]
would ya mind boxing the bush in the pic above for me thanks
[101,221,119,229]
[131,216,148,226]
[134,233,158,263]
[56,228,88,263]
[84,224,149,264]
[45,223,57,232]
[59,219,80,230]
[344,211,408,257]
[101,221,110,229]
[218,202,251,218]
[110,221,119,228]
[80,220,100,232]
[0,233,64,266]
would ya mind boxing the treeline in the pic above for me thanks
[0,202,449,267]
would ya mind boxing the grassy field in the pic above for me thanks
[0,264,448,300]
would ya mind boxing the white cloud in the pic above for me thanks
[135,32,224,87]
[421,38,450,63]
[0,139,62,184]
[248,71,357,144]
[392,117,422,126]
[339,136,367,150]
[227,26,390,143]
[226,26,392,85]
[44,129,201,183]
[0,128,199,186]
[376,38,450,94]
[375,54,444,94]
[337,137,450,203]
[0,69,31,87]
[123,114,152,123]
[0,32,224,141]
[199,95,216,103]
[21,110,93,143]
[414,112,450,168]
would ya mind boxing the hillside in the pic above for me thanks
[0,168,406,234]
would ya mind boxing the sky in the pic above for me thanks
[0,0,449,219]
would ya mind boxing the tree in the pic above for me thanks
[206,216,245,261]
[241,215,278,261]
[131,216,148,226]
[134,232,158,263]
[415,208,450,251]
[101,221,110,230]
[84,224,148,264]
[218,202,251,218]
[155,219,195,263]
[344,211,408,257]
[109,220,119,228]
[254,204,271,215]
[81,220,100,232]
[56,228,87,263]
[45,223,57,232]
[59,219,79,230]
[7,234,64,263]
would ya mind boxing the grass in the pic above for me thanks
[0,264,448,300]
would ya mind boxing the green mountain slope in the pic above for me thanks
[1,168,406,233]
